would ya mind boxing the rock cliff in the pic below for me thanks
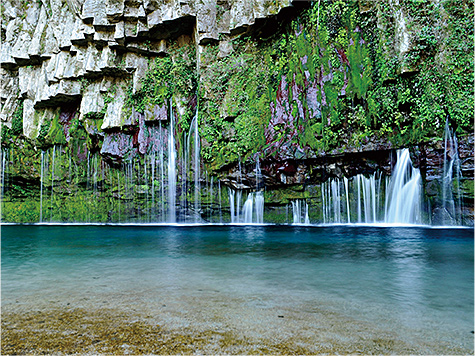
[1,0,299,137]
[1,0,473,224]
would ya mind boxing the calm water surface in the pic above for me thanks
[2,225,473,350]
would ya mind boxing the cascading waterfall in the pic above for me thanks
[291,199,310,224]
[384,149,422,224]
[344,177,350,223]
[255,192,264,224]
[229,188,242,223]
[1,112,440,226]
[186,113,201,221]
[116,170,121,222]
[50,146,56,222]
[322,177,349,224]
[229,188,235,222]
[321,149,422,225]
[359,173,380,223]
[441,119,462,225]
[167,101,177,222]
[254,158,264,224]
[39,151,44,222]
[193,113,200,221]
[228,161,243,223]
[241,159,265,224]
[218,180,222,223]
[242,193,254,223]
[241,192,264,224]
[159,122,165,220]
[150,153,156,220]
[228,159,265,224]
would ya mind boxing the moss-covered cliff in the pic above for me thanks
[1,0,473,224]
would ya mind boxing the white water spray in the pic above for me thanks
[167,101,177,222]
[384,149,422,224]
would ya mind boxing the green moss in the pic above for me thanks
[461,179,474,199]
[36,117,52,148]
[46,113,67,145]
[1,100,24,147]
[128,44,197,113]
[11,100,24,135]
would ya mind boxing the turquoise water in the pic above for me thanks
[2,225,473,351]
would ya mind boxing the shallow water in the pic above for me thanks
[2,225,473,353]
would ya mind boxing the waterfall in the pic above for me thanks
[304,203,310,224]
[255,191,264,224]
[321,178,345,223]
[344,177,350,223]
[50,146,56,222]
[151,153,156,220]
[229,188,235,222]
[254,158,264,223]
[167,101,177,222]
[218,180,222,223]
[186,113,201,221]
[240,192,264,224]
[193,113,200,221]
[39,151,44,222]
[384,149,422,224]
[228,160,264,224]
[292,200,300,224]
[242,193,253,223]
[321,172,386,224]
[320,150,422,225]
[292,199,310,224]
[228,188,242,223]
[117,171,121,222]
[229,191,263,224]
[236,189,242,222]
[159,122,165,221]
[440,119,462,225]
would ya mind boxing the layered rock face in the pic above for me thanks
[1,0,295,137]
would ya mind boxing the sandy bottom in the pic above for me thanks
[2,296,472,355]
[2,225,473,355]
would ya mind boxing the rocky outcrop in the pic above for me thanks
[0,0,296,139]
[1,0,472,225]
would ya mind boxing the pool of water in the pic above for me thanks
[2,224,473,352]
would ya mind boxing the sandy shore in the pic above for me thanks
[2,302,472,355]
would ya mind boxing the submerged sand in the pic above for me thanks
[2,301,472,355]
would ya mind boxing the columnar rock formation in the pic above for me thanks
[1,0,299,136]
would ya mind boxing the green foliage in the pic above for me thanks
[440,0,474,132]
[12,100,24,135]
[367,0,473,141]
[199,0,472,169]
[6,0,473,177]
[200,40,272,169]
[36,118,52,148]
[128,44,197,114]
[1,100,24,147]
[79,77,92,93]
[46,114,67,145]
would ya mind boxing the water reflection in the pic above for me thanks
[387,230,427,318]
[2,225,472,336]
